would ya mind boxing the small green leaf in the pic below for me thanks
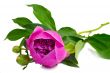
[58,27,83,53]
[87,34,110,59]
[63,36,82,55]
[58,27,83,39]
[6,29,31,41]
[65,42,75,54]
[63,36,77,46]
[62,54,78,67]
[63,36,82,46]
[28,4,56,30]
[13,17,36,29]
[75,40,85,58]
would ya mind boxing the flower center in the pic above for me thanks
[34,39,55,58]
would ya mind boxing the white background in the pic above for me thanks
[0,0,110,73]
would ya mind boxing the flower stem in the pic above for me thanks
[78,22,110,34]
[23,64,28,70]
[19,38,25,55]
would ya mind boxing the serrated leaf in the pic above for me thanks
[62,54,78,67]
[87,34,110,59]
[75,40,85,58]
[6,29,31,41]
[58,27,83,39]
[13,17,36,29]
[28,4,56,30]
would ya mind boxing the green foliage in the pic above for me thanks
[75,40,85,58]
[6,29,31,41]
[13,17,36,29]
[87,34,110,59]
[62,54,78,67]
[58,27,83,39]
[28,4,56,30]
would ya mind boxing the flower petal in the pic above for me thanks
[26,39,43,64]
[26,26,44,63]
[34,32,52,39]
[26,26,44,49]
[41,50,57,68]
[44,30,64,46]
[55,43,68,62]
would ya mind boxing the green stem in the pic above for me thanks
[78,22,110,34]
[23,64,28,70]
[24,42,29,57]
[19,38,25,55]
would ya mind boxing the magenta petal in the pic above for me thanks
[34,32,53,39]
[27,26,44,45]
[26,39,43,64]
[44,30,64,46]
[43,30,68,62]
[33,26,44,33]
[26,26,44,63]
[41,50,57,67]
[55,43,68,62]
[30,48,43,64]
[26,26,44,49]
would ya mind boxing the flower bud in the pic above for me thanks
[12,46,20,53]
[16,55,30,66]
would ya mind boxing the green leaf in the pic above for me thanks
[34,23,51,30]
[63,36,77,45]
[63,36,82,54]
[75,40,85,58]
[6,29,31,41]
[65,42,75,54]
[62,54,78,67]
[28,4,56,30]
[13,17,36,29]
[59,27,83,55]
[87,34,110,59]
[58,27,83,39]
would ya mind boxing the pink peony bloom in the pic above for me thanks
[26,26,68,68]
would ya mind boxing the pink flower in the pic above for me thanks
[26,26,68,68]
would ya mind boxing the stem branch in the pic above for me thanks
[78,22,110,34]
